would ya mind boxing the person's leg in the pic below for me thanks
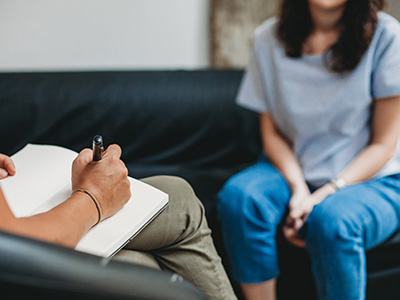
[304,174,400,300]
[241,279,277,300]
[122,175,237,300]
[114,249,161,270]
[218,160,291,300]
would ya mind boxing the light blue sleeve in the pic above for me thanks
[236,50,269,113]
[371,16,400,99]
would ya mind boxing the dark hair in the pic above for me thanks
[277,0,386,73]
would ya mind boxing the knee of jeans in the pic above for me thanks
[306,204,360,249]
[218,177,278,233]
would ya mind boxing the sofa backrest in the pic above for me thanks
[0,70,262,214]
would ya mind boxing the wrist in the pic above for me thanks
[70,190,102,227]
[290,182,310,195]
[321,183,337,195]
[311,184,335,205]
[329,177,347,191]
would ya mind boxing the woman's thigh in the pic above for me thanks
[304,174,400,250]
[302,174,400,299]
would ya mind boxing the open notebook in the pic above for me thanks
[1,144,168,257]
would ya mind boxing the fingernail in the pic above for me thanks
[0,169,8,178]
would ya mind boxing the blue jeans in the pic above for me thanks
[218,160,400,300]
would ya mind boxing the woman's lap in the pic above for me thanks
[218,160,400,287]
[303,174,400,299]
[304,174,400,251]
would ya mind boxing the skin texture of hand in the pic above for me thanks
[283,183,336,248]
[0,154,16,179]
[72,144,131,221]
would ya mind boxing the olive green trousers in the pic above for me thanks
[114,176,237,300]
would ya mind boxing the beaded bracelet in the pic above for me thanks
[72,189,102,226]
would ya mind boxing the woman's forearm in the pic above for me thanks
[338,143,396,185]
[338,97,400,185]
[8,192,98,248]
[260,113,308,193]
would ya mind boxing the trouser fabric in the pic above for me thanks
[218,160,400,300]
[114,175,237,300]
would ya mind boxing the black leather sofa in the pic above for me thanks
[0,230,207,300]
[0,70,399,299]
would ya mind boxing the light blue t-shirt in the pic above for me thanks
[238,12,400,187]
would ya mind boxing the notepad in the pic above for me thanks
[1,144,169,257]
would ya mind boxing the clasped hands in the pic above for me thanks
[283,183,336,248]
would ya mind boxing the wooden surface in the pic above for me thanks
[210,0,400,69]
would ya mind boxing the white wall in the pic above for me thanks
[0,0,210,71]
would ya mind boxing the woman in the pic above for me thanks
[218,0,400,299]
[0,146,236,300]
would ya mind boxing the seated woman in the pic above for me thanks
[218,0,400,299]
[0,145,236,300]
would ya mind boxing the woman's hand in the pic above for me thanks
[283,187,311,248]
[0,154,16,179]
[283,184,336,247]
[72,144,131,221]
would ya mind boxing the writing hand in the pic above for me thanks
[71,144,131,222]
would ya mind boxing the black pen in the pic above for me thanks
[92,135,104,161]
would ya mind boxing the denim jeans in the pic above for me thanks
[218,160,400,300]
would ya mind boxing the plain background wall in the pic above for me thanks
[0,0,210,71]
[1,1,399,71]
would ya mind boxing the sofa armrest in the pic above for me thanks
[0,231,206,300]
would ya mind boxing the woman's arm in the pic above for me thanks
[0,187,99,247]
[337,95,400,184]
[0,145,131,248]
[260,113,309,194]
[304,95,400,205]
[260,113,310,247]
[286,95,400,247]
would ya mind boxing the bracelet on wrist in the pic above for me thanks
[72,189,102,226]
[329,177,347,191]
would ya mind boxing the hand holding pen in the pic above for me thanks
[71,135,131,225]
